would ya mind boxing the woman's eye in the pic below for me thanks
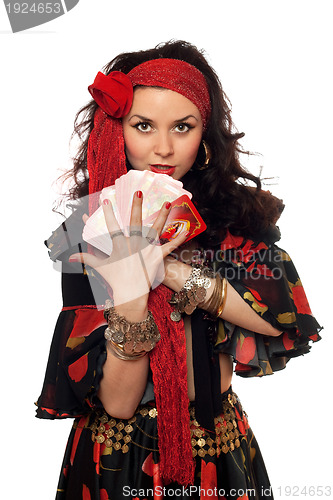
[174,123,192,133]
[134,122,152,132]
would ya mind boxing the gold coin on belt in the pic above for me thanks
[197,438,206,447]
[194,428,204,438]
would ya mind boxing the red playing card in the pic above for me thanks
[144,195,206,243]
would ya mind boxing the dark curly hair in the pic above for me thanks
[62,40,284,247]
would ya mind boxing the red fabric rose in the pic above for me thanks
[88,71,133,118]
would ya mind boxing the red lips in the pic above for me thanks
[150,165,176,176]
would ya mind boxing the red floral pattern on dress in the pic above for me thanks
[100,489,109,500]
[82,484,91,500]
[93,440,101,475]
[292,284,312,315]
[282,333,295,351]
[70,415,87,465]
[201,460,218,498]
[247,288,267,308]
[236,336,256,365]
[70,309,106,338]
[68,354,88,383]
[142,452,154,476]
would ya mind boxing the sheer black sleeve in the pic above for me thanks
[213,228,322,377]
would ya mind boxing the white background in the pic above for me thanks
[1,1,332,499]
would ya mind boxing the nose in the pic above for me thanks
[153,132,174,158]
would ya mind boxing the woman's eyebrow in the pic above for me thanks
[174,115,199,123]
[128,114,153,121]
[128,114,199,122]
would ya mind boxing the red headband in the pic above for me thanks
[85,58,211,485]
[88,58,211,128]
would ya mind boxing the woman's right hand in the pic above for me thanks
[69,190,188,315]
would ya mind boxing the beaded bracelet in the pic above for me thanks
[169,265,212,322]
[104,301,160,360]
[169,267,228,322]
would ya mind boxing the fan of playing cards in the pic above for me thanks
[82,170,206,255]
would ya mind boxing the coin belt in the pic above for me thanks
[89,406,158,454]
[88,393,246,456]
[190,393,244,458]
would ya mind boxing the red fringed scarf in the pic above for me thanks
[87,59,211,485]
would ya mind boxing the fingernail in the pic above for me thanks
[69,256,79,262]
[165,202,171,209]
[136,190,143,199]
[103,199,110,205]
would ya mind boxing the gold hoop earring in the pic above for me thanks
[196,140,211,170]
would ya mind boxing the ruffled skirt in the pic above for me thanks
[56,388,273,500]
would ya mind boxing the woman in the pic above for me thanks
[36,40,321,499]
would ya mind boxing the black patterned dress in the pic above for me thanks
[36,214,321,500]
